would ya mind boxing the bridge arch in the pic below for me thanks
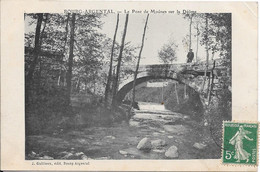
[113,60,219,105]
[115,73,182,104]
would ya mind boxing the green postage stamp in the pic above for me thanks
[222,122,259,165]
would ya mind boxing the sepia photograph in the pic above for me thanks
[24,12,232,160]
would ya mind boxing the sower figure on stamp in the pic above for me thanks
[229,126,254,163]
[187,49,194,63]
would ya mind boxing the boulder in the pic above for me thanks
[193,142,207,150]
[59,151,70,156]
[129,120,140,127]
[27,151,38,159]
[81,155,89,160]
[39,155,54,160]
[96,157,110,160]
[61,152,74,159]
[31,151,37,156]
[163,125,188,134]
[105,135,116,139]
[92,142,103,146]
[75,152,84,157]
[165,145,178,158]
[183,115,190,120]
[151,139,166,148]
[153,149,166,153]
[119,150,128,155]
[137,138,152,151]
[152,132,161,136]
[77,138,89,145]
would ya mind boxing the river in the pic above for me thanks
[26,102,220,160]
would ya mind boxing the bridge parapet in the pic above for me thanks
[121,59,222,74]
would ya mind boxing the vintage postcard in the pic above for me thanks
[0,0,258,171]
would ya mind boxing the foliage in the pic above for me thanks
[25,86,70,135]
[182,13,232,123]
[25,13,140,134]
[158,40,178,64]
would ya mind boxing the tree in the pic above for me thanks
[202,13,209,92]
[174,82,179,104]
[112,14,129,106]
[198,13,232,90]
[158,40,178,64]
[58,13,70,86]
[71,14,104,95]
[130,14,149,113]
[66,13,76,105]
[36,14,49,94]
[189,15,193,50]
[26,13,43,102]
[183,13,196,53]
[104,14,119,107]
[195,22,200,62]
[24,13,110,134]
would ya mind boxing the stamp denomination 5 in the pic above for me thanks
[222,121,258,166]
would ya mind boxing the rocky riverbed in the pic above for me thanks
[26,102,220,160]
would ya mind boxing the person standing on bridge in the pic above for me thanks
[187,49,194,63]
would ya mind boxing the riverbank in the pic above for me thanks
[26,102,220,160]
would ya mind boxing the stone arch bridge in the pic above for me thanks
[108,59,227,110]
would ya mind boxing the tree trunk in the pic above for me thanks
[66,13,76,105]
[39,14,48,46]
[76,77,80,93]
[189,15,193,50]
[202,13,209,94]
[130,14,149,112]
[202,14,211,126]
[58,13,70,86]
[184,84,187,99]
[104,14,119,107]
[161,85,164,103]
[37,14,48,94]
[26,13,43,102]
[112,14,129,106]
[207,61,216,104]
[211,26,219,61]
[93,72,96,94]
[93,82,96,94]
[175,83,179,104]
[196,23,199,62]
[36,57,42,95]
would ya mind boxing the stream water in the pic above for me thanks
[26,102,220,160]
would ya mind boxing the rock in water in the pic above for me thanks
[137,138,152,151]
[119,150,128,155]
[165,145,178,158]
[152,132,161,136]
[153,149,166,153]
[151,139,166,148]
[193,142,207,150]
[105,135,116,139]
[92,142,102,146]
